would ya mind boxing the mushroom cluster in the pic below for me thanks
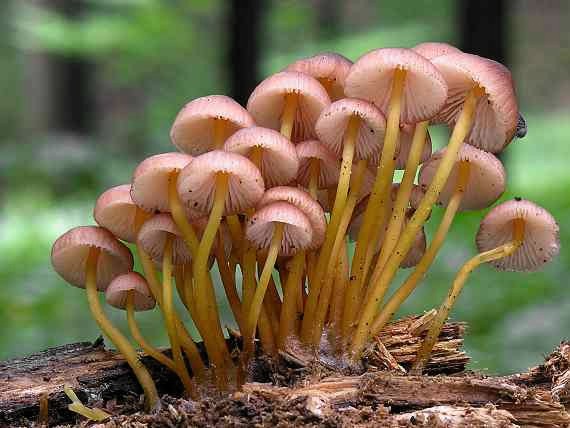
[51,44,560,409]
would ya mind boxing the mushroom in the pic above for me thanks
[256,186,326,347]
[285,52,353,101]
[411,199,559,373]
[137,214,196,395]
[105,272,178,372]
[369,144,506,327]
[51,226,160,411]
[247,71,330,141]
[170,95,254,155]
[351,52,518,357]
[94,183,205,376]
[244,201,314,355]
[344,49,448,348]
[295,139,340,198]
[412,42,462,60]
[223,126,299,187]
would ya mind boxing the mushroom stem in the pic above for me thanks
[244,222,285,354]
[309,159,367,344]
[411,217,525,374]
[308,158,320,198]
[278,250,305,348]
[162,235,196,398]
[374,120,429,275]
[344,69,407,340]
[280,93,298,139]
[214,231,244,330]
[126,291,178,372]
[330,241,349,343]
[370,161,471,337]
[84,248,160,412]
[213,118,227,149]
[350,85,484,358]
[226,215,243,254]
[301,116,360,342]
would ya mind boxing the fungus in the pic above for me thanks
[51,226,160,411]
[411,199,559,373]
[295,140,340,197]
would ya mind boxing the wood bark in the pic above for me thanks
[1,314,568,427]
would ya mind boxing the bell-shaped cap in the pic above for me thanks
[224,126,299,187]
[419,144,506,211]
[476,199,560,272]
[137,213,205,265]
[177,150,264,216]
[345,48,448,123]
[247,71,330,142]
[413,42,462,60]
[52,226,133,291]
[296,140,340,189]
[94,184,150,243]
[285,52,353,101]
[432,53,519,153]
[170,95,254,155]
[315,98,387,163]
[131,152,195,215]
[105,272,156,311]
[395,124,432,170]
[246,201,313,256]
[257,186,326,249]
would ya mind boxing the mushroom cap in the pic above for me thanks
[257,186,326,249]
[413,42,462,60]
[52,226,133,291]
[247,71,330,142]
[94,184,144,243]
[419,144,506,211]
[315,98,387,163]
[245,201,313,256]
[137,213,198,265]
[105,272,156,311]
[432,53,519,153]
[177,150,265,216]
[170,95,255,156]
[410,184,424,211]
[476,199,560,272]
[131,152,195,215]
[401,217,427,268]
[394,124,432,169]
[345,48,448,123]
[223,126,299,187]
[295,139,340,189]
[285,52,353,101]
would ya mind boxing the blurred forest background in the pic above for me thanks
[1,0,569,374]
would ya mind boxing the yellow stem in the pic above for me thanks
[318,77,334,96]
[278,251,305,348]
[344,69,406,338]
[350,85,484,358]
[280,93,298,139]
[226,215,243,254]
[309,159,368,344]
[308,158,320,198]
[374,121,429,274]
[370,161,470,336]
[84,248,159,411]
[301,116,360,342]
[245,223,285,352]
[214,231,244,330]
[162,236,196,397]
[411,217,525,374]
[213,118,227,149]
[126,291,178,372]
[330,239,349,342]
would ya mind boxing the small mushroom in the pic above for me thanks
[411,199,560,374]
[285,52,353,101]
[295,140,340,197]
[170,95,254,155]
[247,71,330,141]
[51,226,160,411]
[105,272,178,372]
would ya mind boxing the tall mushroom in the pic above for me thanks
[51,226,160,411]
[411,199,559,373]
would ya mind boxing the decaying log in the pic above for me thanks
[0,314,567,427]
